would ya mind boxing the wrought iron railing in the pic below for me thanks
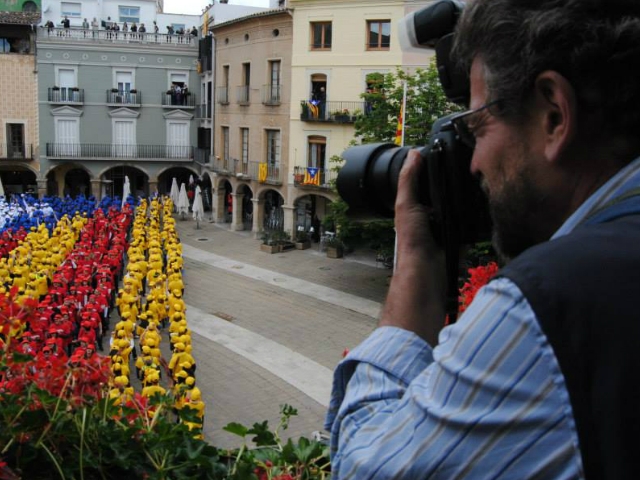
[262,84,281,105]
[46,143,193,160]
[1,144,34,160]
[236,85,250,105]
[194,148,210,165]
[40,27,197,47]
[106,90,142,105]
[161,92,196,107]
[293,166,336,188]
[299,100,364,123]
[195,104,212,119]
[216,87,229,105]
[48,87,84,103]
[211,158,282,184]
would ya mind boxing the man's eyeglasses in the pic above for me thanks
[450,99,502,148]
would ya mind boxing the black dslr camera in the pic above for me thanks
[336,0,491,320]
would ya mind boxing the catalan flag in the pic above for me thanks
[258,163,268,183]
[394,103,404,146]
[304,167,320,186]
[308,102,319,119]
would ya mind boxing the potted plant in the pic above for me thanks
[293,170,305,184]
[52,85,60,91]
[325,235,344,258]
[300,100,310,120]
[130,88,138,93]
[111,87,119,93]
[295,230,311,250]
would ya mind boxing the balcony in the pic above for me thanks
[1,144,34,161]
[293,166,336,189]
[211,158,282,185]
[300,100,364,123]
[106,90,142,106]
[162,92,196,108]
[195,104,212,119]
[46,143,193,162]
[262,84,281,105]
[217,87,229,105]
[48,87,84,104]
[236,85,250,105]
[194,148,210,165]
[40,27,197,48]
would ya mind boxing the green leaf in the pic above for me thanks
[223,422,249,438]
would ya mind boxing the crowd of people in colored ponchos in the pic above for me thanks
[0,194,203,435]
[108,197,204,435]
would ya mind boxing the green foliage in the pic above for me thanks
[356,59,462,145]
[222,404,330,480]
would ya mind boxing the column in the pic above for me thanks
[230,193,244,231]
[37,180,47,199]
[282,205,295,239]
[148,180,158,197]
[90,180,102,201]
[252,197,264,239]
[213,189,225,223]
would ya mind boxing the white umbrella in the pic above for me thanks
[189,174,195,186]
[170,177,180,211]
[177,182,189,219]
[121,175,131,209]
[192,185,204,228]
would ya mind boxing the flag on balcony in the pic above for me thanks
[308,102,319,119]
[258,162,268,183]
[394,103,404,146]
[304,167,320,186]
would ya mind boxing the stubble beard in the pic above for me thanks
[486,167,548,263]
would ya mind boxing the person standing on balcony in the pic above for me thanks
[91,17,98,38]
[122,21,128,40]
[131,22,138,40]
[61,16,70,36]
[82,18,89,37]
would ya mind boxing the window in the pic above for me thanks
[311,22,332,50]
[118,6,140,23]
[115,70,134,92]
[167,121,190,158]
[223,65,230,87]
[171,23,186,33]
[266,130,280,167]
[112,119,136,158]
[367,20,391,50]
[54,118,79,156]
[222,126,229,162]
[61,2,81,17]
[307,136,326,169]
[241,128,249,164]
[6,124,25,159]
[268,60,281,103]
[238,63,250,104]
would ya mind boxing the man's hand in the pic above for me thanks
[378,150,447,345]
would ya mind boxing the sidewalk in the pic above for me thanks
[174,216,392,448]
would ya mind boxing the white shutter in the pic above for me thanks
[113,120,136,157]
[167,122,189,158]
[56,119,79,156]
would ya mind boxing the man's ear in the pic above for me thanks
[533,71,577,163]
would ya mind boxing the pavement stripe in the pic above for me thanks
[187,304,333,407]
[183,244,382,318]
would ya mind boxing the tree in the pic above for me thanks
[357,58,462,145]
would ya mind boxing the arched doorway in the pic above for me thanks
[157,167,199,196]
[294,193,333,242]
[237,183,253,231]
[262,189,284,231]
[65,168,91,198]
[0,166,37,199]
[221,180,233,223]
[102,166,149,199]
[200,173,212,212]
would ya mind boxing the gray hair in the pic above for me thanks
[453,0,640,156]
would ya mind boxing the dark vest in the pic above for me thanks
[498,204,640,479]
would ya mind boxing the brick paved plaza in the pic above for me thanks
[174,215,391,448]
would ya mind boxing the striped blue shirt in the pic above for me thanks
[326,157,640,479]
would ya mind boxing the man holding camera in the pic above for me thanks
[326,0,640,478]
